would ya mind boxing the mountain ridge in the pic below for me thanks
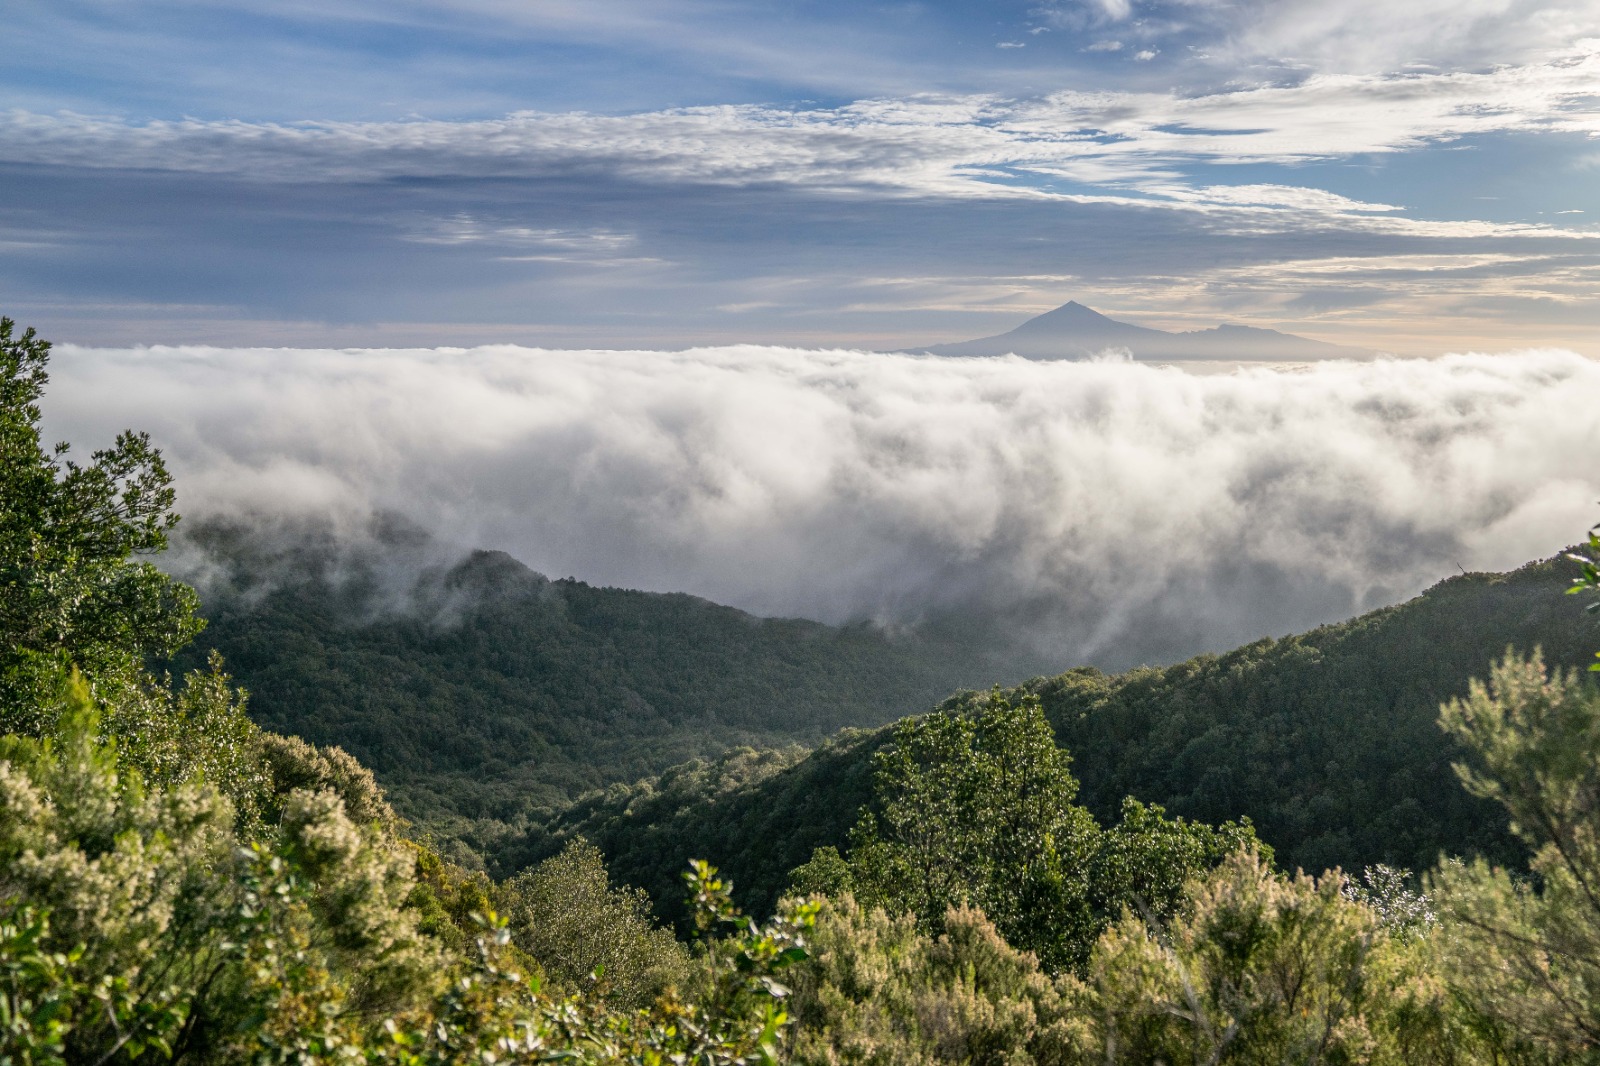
[169,519,1034,858]
[906,301,1373,361]
[517,551,1593,920]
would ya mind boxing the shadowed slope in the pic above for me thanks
[526,552,1591,918]
[171,520,1013,859]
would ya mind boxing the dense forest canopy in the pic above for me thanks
[170,517,1026,855]
[517,552,1589,919]
[170,506,1589,885]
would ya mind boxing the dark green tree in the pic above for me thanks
[0,316,201,724]
[823,689,1264,973]
[1431,651,1600,1058]
[844,689,1100,969]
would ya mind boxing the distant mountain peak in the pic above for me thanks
[905,300,1371,362]
[1011,301,1124,334]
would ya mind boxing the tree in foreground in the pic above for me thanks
[498,838,691,1009]
[785,896,1082,1065]
[1431,651,1600,1060]
[0,315,266,828]
[0,316,201,721]
[1067,849,1460,1065]
[804,689,1263,972]
[0,675,434,1062]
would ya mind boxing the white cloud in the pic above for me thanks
[1038,0,1136,27]
[400,216,638,250]
[1231,252,1549,275]
[1134,49,1158,61]
[1177,185,1401,212]
[1032,0,1600,78]
[4,41,1596,239]
[43,343,1600,669]
[1215,0,1600,76]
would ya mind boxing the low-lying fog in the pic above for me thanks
[44,344,1600,671]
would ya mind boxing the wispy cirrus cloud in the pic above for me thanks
[1034,0,1600,76]
[5,40,1599,237]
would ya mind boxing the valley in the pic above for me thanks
[176,518,1591,911]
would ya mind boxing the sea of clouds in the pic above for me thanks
[42,344,1600,671]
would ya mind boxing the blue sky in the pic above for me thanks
[6,0,1600,352]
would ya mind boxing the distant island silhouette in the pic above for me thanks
[904,301,1372,361]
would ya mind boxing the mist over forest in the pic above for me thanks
[46,342,1600,670]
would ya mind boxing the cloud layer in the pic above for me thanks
[8,40,1600,220]
[42,344,1600,670]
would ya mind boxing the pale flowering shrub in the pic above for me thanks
[0,674,440,1062]
[1343,864,1436,937]
[0,675,817,1064]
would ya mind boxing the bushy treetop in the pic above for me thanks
[1,316,201,722]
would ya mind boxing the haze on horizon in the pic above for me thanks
[6,0,1600,354]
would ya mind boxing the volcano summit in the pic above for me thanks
[907,302,1372,361]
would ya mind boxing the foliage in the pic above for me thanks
[677,861,822,1066]
[785,863,1476,1066]
[537,736,881,927]
[785,896,1083,1066]
[369,863,816,1066]
[0,317,268,840]
[0,675,438,1062]
[1070,849,1446,1065]
[399,838,498,959]
[0,315,202,723]
[1431,652,1600,1059]
[0,904,80,1065]
[498,839,690,1009]
[259,728,400,836]
[836,690,1263,973]
[1566,526,1600,670]
[114,652,274,838]
[1342,865,1436,938]
[844,689,1098,964]
[0,678,819,1064]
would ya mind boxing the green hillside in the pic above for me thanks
[525,553,1595,918]
[1037,553,1595,876]
[174,518,1597,903]
[172,521,1006,853]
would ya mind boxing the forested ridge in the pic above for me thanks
[1038,554,1594,874]
[9,312,1600,1064]
[522,553,1591,920]
[171,519,1013,852]
[175,510,1591,890]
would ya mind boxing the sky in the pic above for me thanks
[6,0,1600,352]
